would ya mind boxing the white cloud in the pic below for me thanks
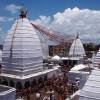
[0,16,14,22]
[0,17,5,22]
[5,4,21,14]
[0,30,5,45]
[0,27,2,31]
[7,17,14,21]
[33,16,51,27]
[33,7,100,44]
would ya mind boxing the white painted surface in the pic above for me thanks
[79,69,100,100]
[94,48,100,67]
[52,55,60,61]
[71,64,89,71]
[69,38,85,57]
[1,66,60,79]
[0,85,16,100]
[2,18,43,76]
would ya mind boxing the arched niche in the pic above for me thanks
[16,82,22,90]
[9,80,15,87]
[31,79,37,87]
[38,77,43,84]
[2,79,8,86]
[24,81,30,88]
[0,79,1,84]
[44,75,47,81]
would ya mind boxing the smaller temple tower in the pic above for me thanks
[68,34,86,65]
[69,34,86,58]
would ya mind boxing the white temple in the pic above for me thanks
[2,9,43,76]
[69,35,86,58]
[93,48,100,68]
[0,8,60,89]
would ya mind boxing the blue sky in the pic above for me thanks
[1,0,100,18]
[0,0,100,44]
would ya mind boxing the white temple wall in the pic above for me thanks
[2,18,44,76]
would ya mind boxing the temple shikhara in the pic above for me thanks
[69,35,86,58]
[0,8,60,91]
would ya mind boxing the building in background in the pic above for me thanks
[49,43,70,57]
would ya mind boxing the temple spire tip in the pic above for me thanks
[19,7,27,18]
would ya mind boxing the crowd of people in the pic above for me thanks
[16,73,79,100]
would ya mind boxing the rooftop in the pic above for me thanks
[1,65,60,79]
[79,69,100,100]
[0,85,16,96]
[94,48,100,68]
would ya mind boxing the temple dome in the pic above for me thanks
[52,55,60,61]
[69,35,85,57]
[94,48,100,68]
[2,15,43,76]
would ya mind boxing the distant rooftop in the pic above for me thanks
[0,85,15,95]
[0,85,12,92]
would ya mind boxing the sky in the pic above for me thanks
[0,0,100,44]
